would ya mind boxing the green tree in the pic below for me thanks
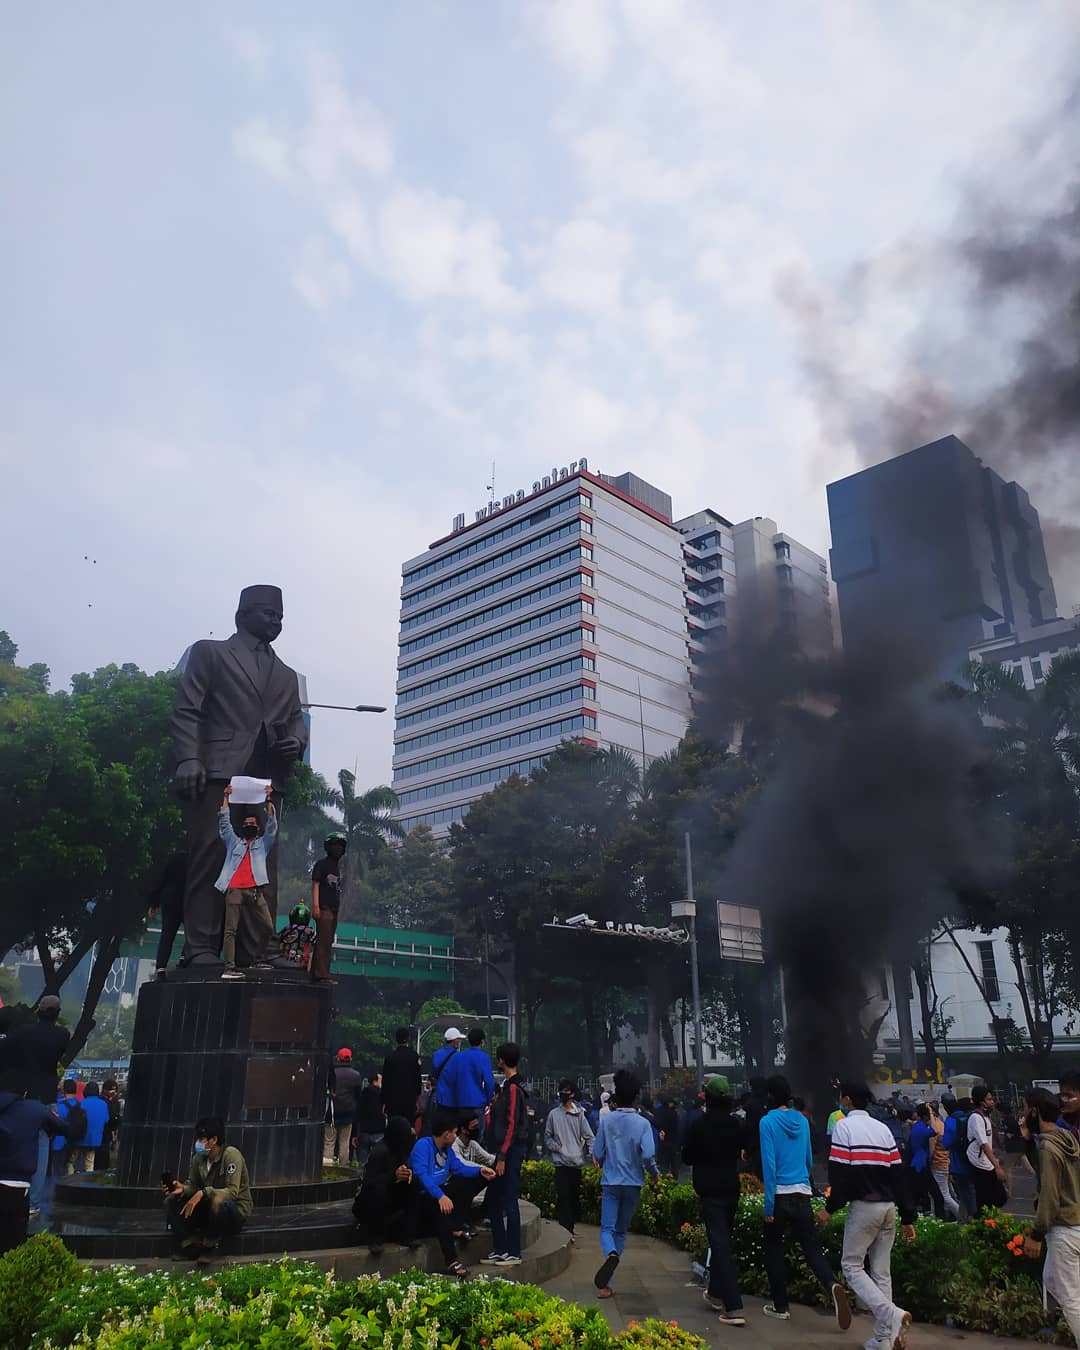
[355,825,455,930]
[0,641,180,1062]
[328,770,405,887]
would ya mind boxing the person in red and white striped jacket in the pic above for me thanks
[826,1083,918,1350]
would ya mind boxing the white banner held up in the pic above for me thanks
[228,775,272,804]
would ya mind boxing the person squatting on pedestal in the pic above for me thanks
[591,1067,660,1299]
[409,1110,495,1278]
[217,784,276,980]
[681,1074,748,1326]
[760,1074,852,1331]
[827,1082,917,1350]
[311,832,347,986]
[279,902,316,968]
[353,1115,418,1255]
[1021,1087,1080,1343]
[544,1079,594,1241]
[163,1117,252,1264]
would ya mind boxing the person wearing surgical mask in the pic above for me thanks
[215,783,277,980]
[163,1117,252,1264]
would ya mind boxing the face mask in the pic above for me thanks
[559,1092,573,1102]
[194,1140,210,1155]
[242,825,259,839]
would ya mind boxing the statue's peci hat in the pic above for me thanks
[238,584,283,610]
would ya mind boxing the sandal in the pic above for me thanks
[447,1260,469,1280]
[597,1287,614,1299]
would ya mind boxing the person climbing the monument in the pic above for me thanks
[279,902,316,967]
[311,831,348,986]
[216,783,277,980]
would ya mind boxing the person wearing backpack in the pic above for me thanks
[54,1080,87,1176]
[69,1082,110,1175]
[942,1096,976,1218]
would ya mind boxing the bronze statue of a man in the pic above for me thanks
[172,585,307,965]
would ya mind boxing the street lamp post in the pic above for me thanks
[672,832,705,1086]
[302,703,387,713]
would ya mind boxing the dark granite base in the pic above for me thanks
[54,1173,358,1211]
[116,974,331,1187]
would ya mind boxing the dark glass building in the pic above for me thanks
[827,435,1058,676]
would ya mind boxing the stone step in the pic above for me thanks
[84,1203,572,1284]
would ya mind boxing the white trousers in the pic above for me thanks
[1044,1226,1080,1342]
[930,1168,960,1219]
[841,1201,899,1348]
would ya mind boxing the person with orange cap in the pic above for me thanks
[325,1048,362,1166]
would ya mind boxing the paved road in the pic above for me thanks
[543,1226,1035,1349]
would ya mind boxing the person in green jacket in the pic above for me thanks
[1023,1087,1080,1342]
[163,1116,253,1264]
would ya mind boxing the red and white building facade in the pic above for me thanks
[392,465,692,836]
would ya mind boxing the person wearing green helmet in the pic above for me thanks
[279,902,316,967]
[311,833,347,986]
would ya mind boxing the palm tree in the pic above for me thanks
[327,769,406,879]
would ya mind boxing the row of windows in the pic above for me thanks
[400,574,582,656]
[685,530,734,553]
[398,802,473,832]
[398,601,590,680]
[396,712,597,780]
[397,629,587,704]
[402,492,590,585]
[397,750,560,806]
[396,656,592,728]
[401,547,585,633]
[396,683,584,754]
[401,519,585,609]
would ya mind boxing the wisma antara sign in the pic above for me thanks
[452,458,589,532]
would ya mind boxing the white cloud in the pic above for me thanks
[232,120,293,183]
[226,25,269,75]
[531,0,615,80]
[538,218,631,314]
[291,235,353,312]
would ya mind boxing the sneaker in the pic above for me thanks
[889,1309,912,1349]
[703,1293,726,1310]
[27,1208,41,1219]
[250,963,272,971]
[716,1313,746,1327]
[221,969,244,981]
[481,1251,507,1264]
[495,1254,522,1266]
[762,1305,791,1321]
[832,1283,853,1330]
[155,968,167,980]
[594,1250,620,1289]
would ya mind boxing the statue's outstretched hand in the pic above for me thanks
[175,759,207,798]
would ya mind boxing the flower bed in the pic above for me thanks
[519,1163,1075,1346]
[0,1235,708,1350]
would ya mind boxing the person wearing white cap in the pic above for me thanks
[423,1029,463,1134]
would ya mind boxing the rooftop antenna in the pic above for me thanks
[486,461,496,507]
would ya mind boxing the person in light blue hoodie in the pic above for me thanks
[591,1068,659,1299]
[759,1074,849,1328]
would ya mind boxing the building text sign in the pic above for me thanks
[452,458,589,532]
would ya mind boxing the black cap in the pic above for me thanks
[238,585,283,610]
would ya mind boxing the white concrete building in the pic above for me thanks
[969,612,1080,690]
[392,464,691,836]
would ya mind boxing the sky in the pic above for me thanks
[4,1,1078,792]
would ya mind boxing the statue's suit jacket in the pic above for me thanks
[172,633,308,790]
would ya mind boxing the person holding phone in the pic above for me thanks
[163,1117,252,1264]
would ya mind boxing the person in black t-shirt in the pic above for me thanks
[311,831,347,986]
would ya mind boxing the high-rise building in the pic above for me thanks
[392,465,691,836]
[827,435,1058,674]
[969,611,1080,691]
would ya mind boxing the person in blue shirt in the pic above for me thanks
[68,1081,111,1175]
[424,1028,463,1133]
[53,1079,83,1174]
[591,1068,659,1299]
[759,1074,848,1327]
[408,1110,494,1277]
[436,1027,494,1123]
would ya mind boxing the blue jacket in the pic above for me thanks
[942,1111,972,1176]
[0,1091,74,1182]
[908,1119,934,1173]
[592,1108,659,1187]
[409,1135,481,1200]
[53,1094,81,1152]
[214,806,278,893]
[76,1095,112,1148]
[760,1107,814,1216]
[436,1046,494,1110]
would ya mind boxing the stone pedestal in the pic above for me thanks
[116,971,330,1187]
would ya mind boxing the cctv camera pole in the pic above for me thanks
[672,832,705,1087]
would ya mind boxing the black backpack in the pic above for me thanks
[64,1099,88,1143]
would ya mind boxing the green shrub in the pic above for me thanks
[612,1318,707,1350]
[0,1233,82,1350]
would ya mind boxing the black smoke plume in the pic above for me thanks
[782,82,1080,603]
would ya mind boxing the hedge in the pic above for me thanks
[519,1162,1075,1346]
[0,1237,708,1350]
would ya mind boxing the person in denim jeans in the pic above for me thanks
[591,1068,659,1299]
